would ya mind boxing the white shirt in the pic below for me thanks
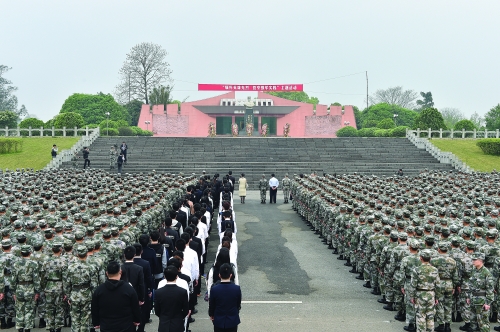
[181,247,199,281]
[215,244,238,266]
[157,278,190,298]
[269,177,279,188]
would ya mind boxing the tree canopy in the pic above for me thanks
[266,91,319,105]
[485,104,500,130]
[123,99,143,126]
[149,85,173,106]
[454,119,476,131]
[54,112,85,129]
[0,65,28,120]
[114,42,173,104]
[357,103,417,129]
[413,107,447,130]
[59,93,129,125]
[416,92,434,111]
[0,110,19,128]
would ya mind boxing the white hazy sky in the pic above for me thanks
[2,0,499,121]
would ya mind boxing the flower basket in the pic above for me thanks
[231,123,239,137]
[261,123,268,137]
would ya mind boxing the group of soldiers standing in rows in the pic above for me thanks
[292,170,500,332]
[0,168,198,332]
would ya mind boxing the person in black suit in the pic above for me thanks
[132,244,153,332]
[228,171,236,195]
[154,266,189,332]
[121,246,145,304]
[209,263,241,332]
[173,203,187,230]
[91,261,141,332]
[139,234,157,324]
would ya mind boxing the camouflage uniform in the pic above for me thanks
[282,175,291,203]
[11,246,41,330]
[430,242,459,330]
[409,250,442,332]
[42,246,66,332]
[109,146,117,170]
[63,246,98,332]
[398,240,422,328]
[259,175,267,203]
[468,253,495,332]
[0,242,17,324]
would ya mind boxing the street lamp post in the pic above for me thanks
[393,114,399,126]
[105,112,110,136]
[145,121,150,131]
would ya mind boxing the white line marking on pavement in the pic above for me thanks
[242,301,302,304]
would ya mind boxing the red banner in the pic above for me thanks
[198,84,303,92]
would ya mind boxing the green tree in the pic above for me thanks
[359,103,417,129]
[0,65,28,119]
[377,118,396,129]
[19,117,45,136]
[149,85,173,107]
[0,110,19,128]
[124,99,143,126]
[413,107,447,130]
[54,112,85,130]
[485,104,500,130]
[266,91,319,106]
[416,92,434,111]
[454,119,476,131]
[59,93,129,125]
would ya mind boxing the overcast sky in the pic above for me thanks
[2,0,499,121]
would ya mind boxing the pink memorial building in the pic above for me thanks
[137,92,356,137]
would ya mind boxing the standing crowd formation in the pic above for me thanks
[292,170,500,332]
[0,168,241,332]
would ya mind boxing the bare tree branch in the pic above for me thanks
[368,86,418,109]
[114,42,173,104]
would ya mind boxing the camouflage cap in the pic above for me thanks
[441,228,451,237]
[474,227,484,236]
[74,231,85,240]
[75,245,87,256]
[20,245,32,254]
[102,229,112,237]
[437,241,450,251]
[1,239,11,247]
[471,252,485,261]
[408,239,420,249]
[373,223,382,231]
[84,240,94,251]
[450,236,463,246]
[52,242,63,251]
[486,229,498,238]
[390,231,399,240]
[398,232,408,240]
[420,249,433,260]
[465,240,476,250]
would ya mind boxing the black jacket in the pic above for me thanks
[209,282,241,329]
[176,210,187,230]
[140,246,158,280]
[91,279,141,332]
[133,257,153,293]
[154,284,189,332]
[120,262,145,302]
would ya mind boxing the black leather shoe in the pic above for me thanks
[355,274,364,279]
[38,318,46,329]
[394,311,405,321]
[493,326,500,331]
[377,297,388,304]
[459,323,471,331]
[403,323,416,331]
[383,303,395,311]
[337,255,344,260]
[363,281,371,288]
[344,261,352,266]
[434,324,444,332]
[188,317,195,323]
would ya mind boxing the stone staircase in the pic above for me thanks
[60,137,454,188]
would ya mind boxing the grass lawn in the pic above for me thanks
[429,139,500,172]
[0,137,80,170]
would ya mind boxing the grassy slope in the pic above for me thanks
[0,137,80,170]
[430,139,500,172]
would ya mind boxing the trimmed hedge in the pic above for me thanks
[0,138,23,154]
[477,139,500,156]
[337,126,408,138]
[336,126,358,137]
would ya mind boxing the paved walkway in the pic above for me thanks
[181,191,409,332]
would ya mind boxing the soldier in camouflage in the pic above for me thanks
[282,174,291,204]
[42,242,65,332]
[259,174,267,204]
[409,249,442,332]
[11,245,41,332]
[468,252,494,332]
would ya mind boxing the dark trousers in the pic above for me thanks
[83,158,90,168]
[122,151,127,162]
[269,187,277,203]
[214,326,238,332]
[117,163,123,174]
[137,294,151,332]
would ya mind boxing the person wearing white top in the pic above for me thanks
[177,239,199,285]
[206,248,238,298]
[215,238,238,267]
[269,173,279,204]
